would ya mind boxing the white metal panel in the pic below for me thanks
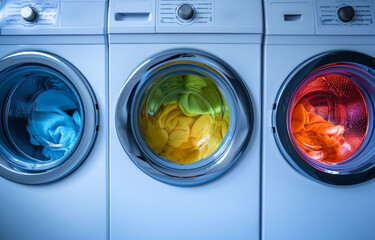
[108,33,262,44]
[108,0,156,33]
[109,43,261,239]
[262,38,375,240]
[0,43,107,240]
[264,1,315,35]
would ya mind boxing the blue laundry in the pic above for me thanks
[26,89,81,159]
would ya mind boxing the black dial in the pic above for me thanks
[338,5,355,23]
[177,3,195,21]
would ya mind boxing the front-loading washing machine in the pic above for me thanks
[0,1,107,239]
[109,0,262,239]
[263,0,375,239]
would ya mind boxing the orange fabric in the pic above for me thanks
[291,103,350,163]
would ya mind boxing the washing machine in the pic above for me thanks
[109,0,262,239]
[0,0,107,239]
[263,0,375,239]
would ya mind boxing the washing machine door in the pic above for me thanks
[116,49,253,186]
[274,51,375,185]
[0,51,98,184]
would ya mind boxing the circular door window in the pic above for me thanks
[136,72,230,165]
[274,51,375,185]
[116,49,253,186]
[0,51,98,184]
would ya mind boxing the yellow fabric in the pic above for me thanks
[140,73,229,164]
[141,103,228,164]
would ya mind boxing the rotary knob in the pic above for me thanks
[338,5,355,23]
[177,3,195,21]
[20,6,38,23]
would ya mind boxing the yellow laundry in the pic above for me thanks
[140,73,229,164]
[141,103,228,164]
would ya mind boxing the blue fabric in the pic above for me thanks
[26,89,81,159]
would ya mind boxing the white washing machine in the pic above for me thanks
[263,0,375,239]
[109,0,262,239]
[0,0,107,239]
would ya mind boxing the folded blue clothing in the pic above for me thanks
[26,89,81,160]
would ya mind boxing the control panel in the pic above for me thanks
[316,0,375,34]
[159,0,214,26]
[108,0,262,34]
[264,0,375,35]
[0,0,107,35]
[4,0,58,27]
[316,0,373,27]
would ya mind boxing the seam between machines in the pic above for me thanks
[260,0,266,239]
[104,0,110,239]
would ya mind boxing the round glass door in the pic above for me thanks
[0,51,98,184]
[116,49,253,186]
[135,72,230,165]
[274,51,375,185]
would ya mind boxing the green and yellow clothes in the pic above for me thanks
[140,74,229,164]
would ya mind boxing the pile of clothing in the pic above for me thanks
[291,103,352,164]
[140,74,229,164]
[27,89,81,160]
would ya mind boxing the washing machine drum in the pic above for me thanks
[274,51,375,185]
[0,52,98,184]
[116,50,253,186]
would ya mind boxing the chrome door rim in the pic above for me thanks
[273,51,375,185]
[0,51,99,184]
[115,49,253,186]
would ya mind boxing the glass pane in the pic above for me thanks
[0,65,83,170]
[139,72,229,165]
[288,65,368,165]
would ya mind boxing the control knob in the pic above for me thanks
[338,5,355,23]
[177,3,195,21]
[20,6,38,23]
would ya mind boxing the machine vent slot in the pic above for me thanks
[284,14,302,21]
[115,13,151,21]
